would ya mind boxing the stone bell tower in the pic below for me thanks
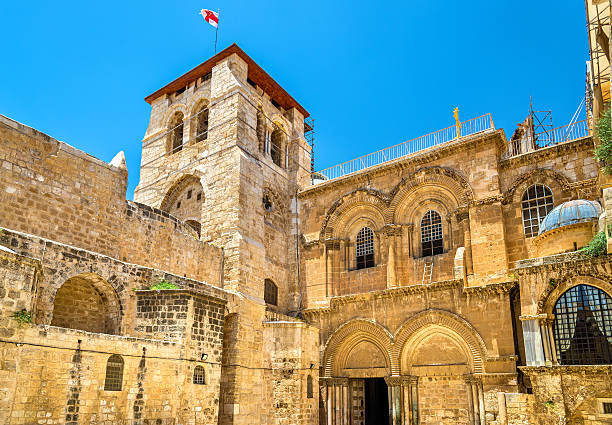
[134,44,314,424]
[135,43,312,307]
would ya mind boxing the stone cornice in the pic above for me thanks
[499,136,594,169]
[520,365,612,376]
[464,281,517,298]
[299,130,505,198]
[302,279,517,319]
[513,252,611,275]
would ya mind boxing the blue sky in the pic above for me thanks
[1,1,588,198]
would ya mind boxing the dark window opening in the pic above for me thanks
[522,184,554,237]
[271,128,283,167]
[104,355,124,391]
[356,227,375,270]
[169,112,184,154]
[176,201,181,209]
[263,195,273,212]
[552,284,612,365]
[306,375,313,398]
[202,72,212,82]
[421,210,443,256]
[187,190,192,199]
[193,107,209,143]
[175,87,186,95]
[271,99,281,109]
[264,279,278,306]
[193,365,206,385]
[197,192,202,201]
[603,402,612,414]
[186,220,201,239]
[247,78,257,88]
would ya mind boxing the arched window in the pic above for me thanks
[104,355,124,391]
[356,227,375,270]
[192,104,208,143]
[552,284,612,365]
[264,279,278,306]
[193,365,206,385]
[169,112,185,154]
[421,210,443,256]
[521,184,554,237]
[306,375,314,399]
[270,127,283,167]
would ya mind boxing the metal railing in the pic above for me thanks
[533,119,590,148]
[316,114,495,182]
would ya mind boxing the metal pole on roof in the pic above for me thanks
[214,9,220,54]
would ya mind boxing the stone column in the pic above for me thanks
[384,376,402,425]
[405,224,414,258]
[400,376,417,425]
[465,375,486,425]
[519,315,546,366]
[383,225,402,288]
[324,379,333,425]
[465,375,475,425]
[540,319,552,366]
[409,377,419,425]
[342,380,349,425]
[457,208,473,275]
[325,239,341,297]
[546,318,559,365]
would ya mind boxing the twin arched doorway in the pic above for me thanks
[321,312,487,425]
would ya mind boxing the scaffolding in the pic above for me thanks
[304,117,315,172]
[585,0,611,124]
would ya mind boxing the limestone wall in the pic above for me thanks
[0,115,223,285]
[261,319,320,425]
[0,325,220,425]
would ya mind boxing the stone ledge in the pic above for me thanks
[520,365,612,376]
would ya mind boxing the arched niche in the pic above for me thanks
[51,273,121,335]
[160,174,204,226]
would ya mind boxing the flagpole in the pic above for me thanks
[214,9,219,54]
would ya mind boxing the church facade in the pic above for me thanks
[0,8,611,425]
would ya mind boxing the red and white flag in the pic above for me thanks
[200,9,219,28]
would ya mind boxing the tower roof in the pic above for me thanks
[144,43,309,118]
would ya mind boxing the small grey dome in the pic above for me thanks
[538,199,602,235]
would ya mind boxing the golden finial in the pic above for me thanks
[453,107,461,138]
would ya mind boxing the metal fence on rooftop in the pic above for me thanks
[316,113,495,182]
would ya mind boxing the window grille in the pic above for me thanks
[193,366,206,385]
[356,227,375,270]
[552,284,612,365]
[306,375,313,398]
[264,279,278,306]
[421,210,443,256]
[104,355,124,391]
[521,184,554,237]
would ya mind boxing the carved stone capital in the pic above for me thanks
[454,206,469,222]
[382,224,403,237]
[384,376,403,387]
[324,239,342,250]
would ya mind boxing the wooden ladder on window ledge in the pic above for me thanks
[422,260,434,285]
